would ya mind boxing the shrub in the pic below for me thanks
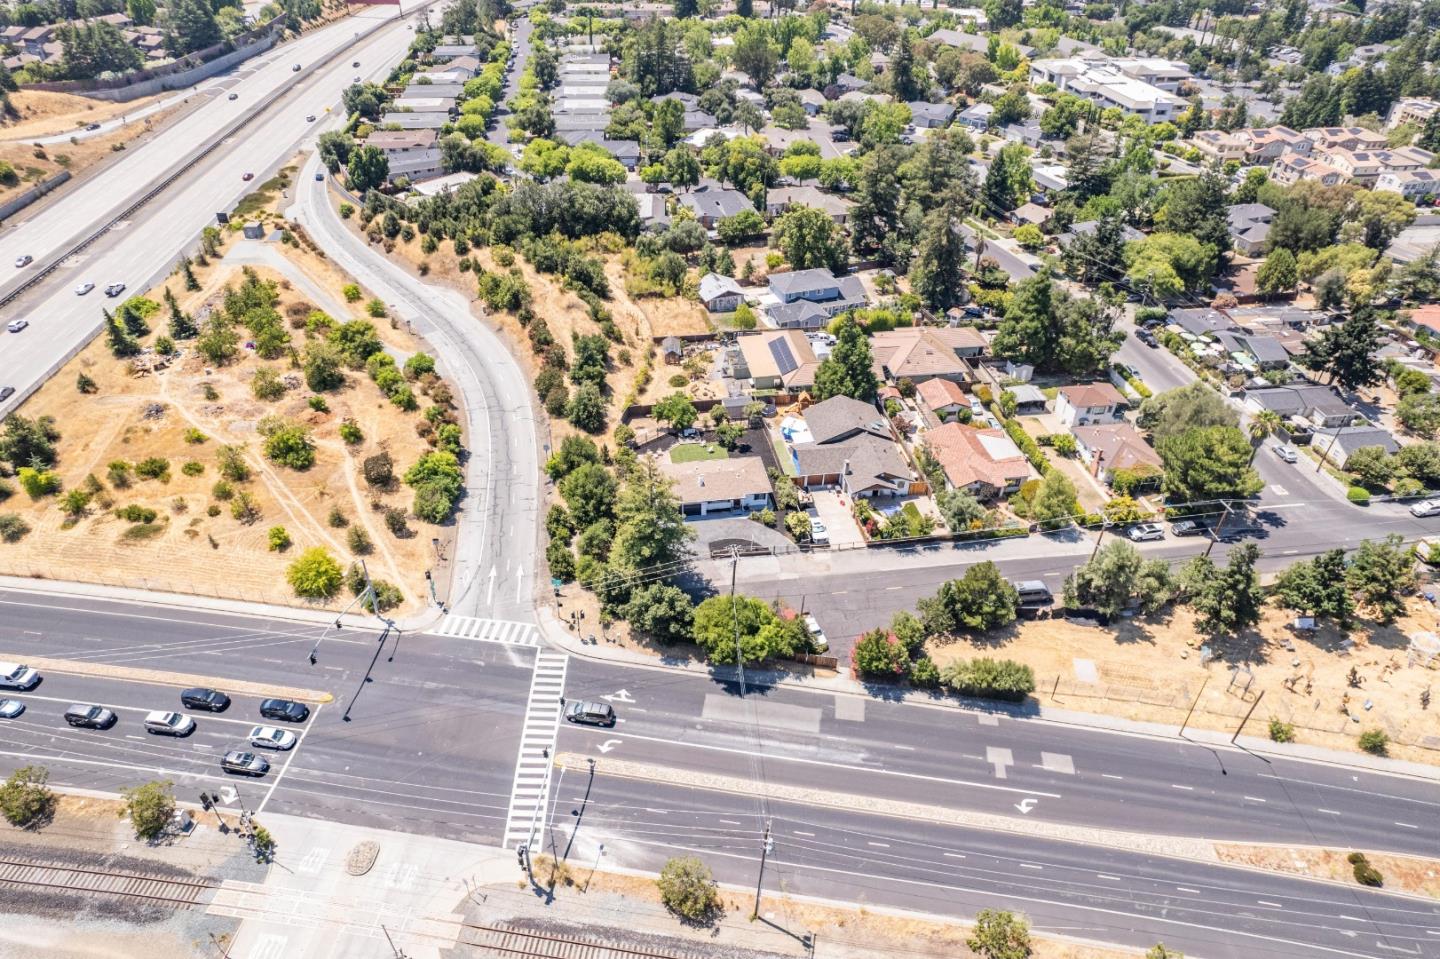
[852,629,910,680]
[286,547,343,598]
[76,372,98,393]
[0,765,54,826]
[404,353,436,380]
[668,373,687,387]
[1358,729,1389,755]
[328,505,348,528]
[404,451,464,523]
[1268,718,1295,743]
[1346,486,1371,504]
[181,461,204,477]
[230,490,261,524]
[211,479,234,500]
[910,656,941,688]
[384,508,409,536]
[59,489,91,517]
[268,526,292,551]
[308,395,328,413]
[135,457,170,481]
[342,283,362,302]
[217,445,250,481]
[366,298,387,318]
[363,452,394,487]
[262,423,316,470]
[347,525,374,554]
[184,428,207,444]
[207,504,220,516]
[0,514,29,542]
[339,202,355,219]
[114,504,158,523]
[339,419,364,444]
[120,780,175,840]
[656,856,720,922]
[1348,852,1384,887]
[940,658,1035,702]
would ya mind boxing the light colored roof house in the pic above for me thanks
[1218,331,1290,368]
[957,102,994,130]
[1313,426,1399,469]
[1029,56,1185,120]
[1387,97,1440,130]
[907,100,955,128]
[1193,130,1248,163]
[916,377,969,419]
[1304,126,1389,152]
[1270,151,1346,187]
[768,269,867,312]
[1059,220,1145,245]
[924,423,1031,500]
[636,193,670,232]
[380,112,451,130]
[764,185,855,224]
[1238,126,1311,163]
[404,83,465,99]
[660,455,772,517]
[1055,382,1126,426]
[393,97,455,113]
[1377,169,1440,199]
[387,150,445,183]
[365,129,439,153]
[698,272,745,312]
[734,330,819,391]
[798,88,827,114]
[869,327,981,384]
[1071,423,1162,486]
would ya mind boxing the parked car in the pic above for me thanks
[564,700,616,726]
[1271,443,1298,464]
[1011,580,1053,607]
[1125,523,1165,542]
[103,282,125,297]
[1169,519,1206,537]
[0,699,24,719]
[802,613,829,653]
[7,320,28,333]
[64,704,116,729]
[0,662,39,690]
[248,724,297,750]
[1411,499,1440,518]
[181,687,230,712]
[221,750,270,776]
[808,514,829,545]
[143,710,195,736]
[74,281,94,295]
[259,698,309,722]
[1136,329,1158,348]
[14,254,32,268]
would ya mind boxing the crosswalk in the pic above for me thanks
[502,651,569,850]
[430,615,538,646]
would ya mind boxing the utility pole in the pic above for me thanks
[1179,675,1209,736]
[751,819,773,920]
[1232,689,1265,744]
[730,548,746,698]
[1203,502,1231,559]
[1088,520,1110,564]
[1316,428,1342,474]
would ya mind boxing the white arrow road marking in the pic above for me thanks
[602,689,636,703]
[596,739,623,753]
[1015,797,1039,814]
[486,565,497,607]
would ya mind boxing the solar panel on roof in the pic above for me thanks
[769,337,798,375]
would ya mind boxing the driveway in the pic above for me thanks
[811,489,865,548]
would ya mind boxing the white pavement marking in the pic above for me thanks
[1040,752,1075,775]
[986,746,1014,779]
[977,714,999,726]
[502,651,568,849]
[1244,796,1267,803]
[429,615,538,647]
[257,702,319,816]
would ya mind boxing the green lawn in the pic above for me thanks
[670,443,730,464]
[771,436,797,475]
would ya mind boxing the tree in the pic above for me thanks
[566,383,607,433]
[165,0,222,55]
[852,629,911,680]
[1184,544,1263,635]
[774,206,846,273]
[1397,392,1440,437]
[317,131,355,173]
[812,314,878,402]
[1138,383,1237,442]
[982,143,1032,214]
[622,583,694,645]
[731,23,779,89]
[1031,471,1078,530]
[917,562,1018,635]
[1397,442,1440,486]
[120,780,175,840]
[1158,426,1263,503]
[566,144,627,185]
[0,765,54,826]
[716,208,765,244]
[0,414,60,469]
[1246,410,1283,465]
[1345,189,1415,251]
[560,462,618,527]
[653,392,698,433]
[909,204,968,311]
[196,314,239,366]
[262,421,315,470]
[347,145,389,195]
[692,594,792,664]
[1161,168,1231,263]
[850,147,903,263]
[1257,247,1298,299]
[520,138,570,180]
[287,547,344,599]
[936,488,986,531]
[1301,310,1381,393]
[1346,534,1415,624]
[967,909,1031,959]
[610,459,694,572]
[656,856,719,921]
[1064,541,1173,617]
[1346,445,1395,488]
[404,451,465,522]
[992,273,1057,366]
[1273,549,1353,627]
[672,0,697,16]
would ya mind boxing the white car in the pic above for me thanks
[808,514,829,545]
[1125,522,1165,542]
[14,254,31,268]
[74,281,94,295]
[6,320,27,333]
[1271,443,1298,464]
[1411,499,1440,518]
[248,724,297,750]
[802,613,829,652]
[0,699,24,719]
[0,662,39,690]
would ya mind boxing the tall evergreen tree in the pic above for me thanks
[812,314,879,402]
[909,203,967,311]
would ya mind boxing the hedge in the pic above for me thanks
[990,404,1051,476]
[940,657,1036,703]
[1346,486,1371,505]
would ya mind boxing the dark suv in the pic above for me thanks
[181,687,230,712]
[260,698,309,723]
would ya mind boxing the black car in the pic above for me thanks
[1136,329,1159,348]
[1,387,16,402]
[260,698,309,723]
[1169,519,1207,537]
[181,687,230,712]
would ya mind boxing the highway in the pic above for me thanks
[0,1,425,412]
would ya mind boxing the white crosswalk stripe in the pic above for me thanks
[503,651,569,850]
[430,615,538,646]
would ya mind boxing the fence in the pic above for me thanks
[0,170,71,223]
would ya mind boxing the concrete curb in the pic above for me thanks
[9,652,332,703]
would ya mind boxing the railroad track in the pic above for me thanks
[0,857,218,909]
[459,923,737,959]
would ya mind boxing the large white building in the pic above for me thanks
[1029,56,1188,121]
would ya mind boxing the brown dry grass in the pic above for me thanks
[0,89,164,139]
[0,105,180,204]
[927,600,1440,764]
[0,236,440,613]
[1216,843,1440,900]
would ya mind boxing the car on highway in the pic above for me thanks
[1411,499,1440,518]
[1271,443,1298,463]
[314,171,324,181]
[14,254,32,268]
[0,662,40,690]
[74,281,94,295]
[181,687,230,712]
[6,320,27,333]
[1136,328,1158,348]
[305,114,316,122]
[0,699,24,719]
[241,172,254,181]
[352,60,360,67]
[221,750,270,776]
[0,387,14,402]
[292,63,301,71]
[64,703,117,729]
[259,698,309,723]
[228,92,238,101]
[565,700,616,726]
[1169,519,1207,536]
[353,75,361,82]
[1125,522,1165,542]
[103,282,125,297]
[249,725,297,750]
[802,613,829,652]
[143,710,195,736]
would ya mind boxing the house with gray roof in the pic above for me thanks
[1313,426,1398,469]
[380,112,451,130]
[699,273,745,312]
[1243,385,1354,428]
[907,101,956,128]
[787,396,912,496]
[957,102,994,130]
[677,188,754,228]
[1229,203,1276,257]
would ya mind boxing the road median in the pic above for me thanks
[4,652,332,703]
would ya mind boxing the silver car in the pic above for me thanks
[248,724,297,750]
[1271,442,1298,464]
[0,699,24,719]
[1125,523,1165,542]
[74,281,94,296]
[1411,499,1440,518]
[0,662,39,690]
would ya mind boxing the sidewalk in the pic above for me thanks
[536,606,1440,783]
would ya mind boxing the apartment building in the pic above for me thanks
[1270,151,1346,187]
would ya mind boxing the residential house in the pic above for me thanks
[923,423,1032,500]
[1303,126,1389,152]
[1243,384,1354,428]
[1228,203,1276,257]
[1010,202,1050,227]
[660,337,684,364]
[1269,151,1346,187]
[380,112,450,130]
[1006,383,1049,413]
[783,396,912,496]
[907,101,956,128]
[677,188,753,229]
[1054,383,1126,426]
[1071,423,1163,488]
[1059,220,1145,245]
[570,135,641,169]
[404,83,465,100]
[927,28,1033,58]
[764,269,867,329]
[1237,126,1311,163]
[661,455,773,516]
[1376,169,1440,201]
[1002,119,1045,148]
[1387,97,1440,130]
[1217,331,1291,370]
[765,186,855,225]
[830,74,868,96]
[916,378,970,421]
[1312,426,1399,469]
[732,330,819,391]
[636,193,670,232]
[392,96,454,115]
[869,327,982,385]
[1169,307,1235,337]
[698,272,745,313]
[1028,56,1186,120]
[957,102,994,130]
[1403,304,1440,337]
[1193,130,1248,164]
[798,89,827,115]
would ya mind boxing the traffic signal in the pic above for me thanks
[199,792,212,810]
